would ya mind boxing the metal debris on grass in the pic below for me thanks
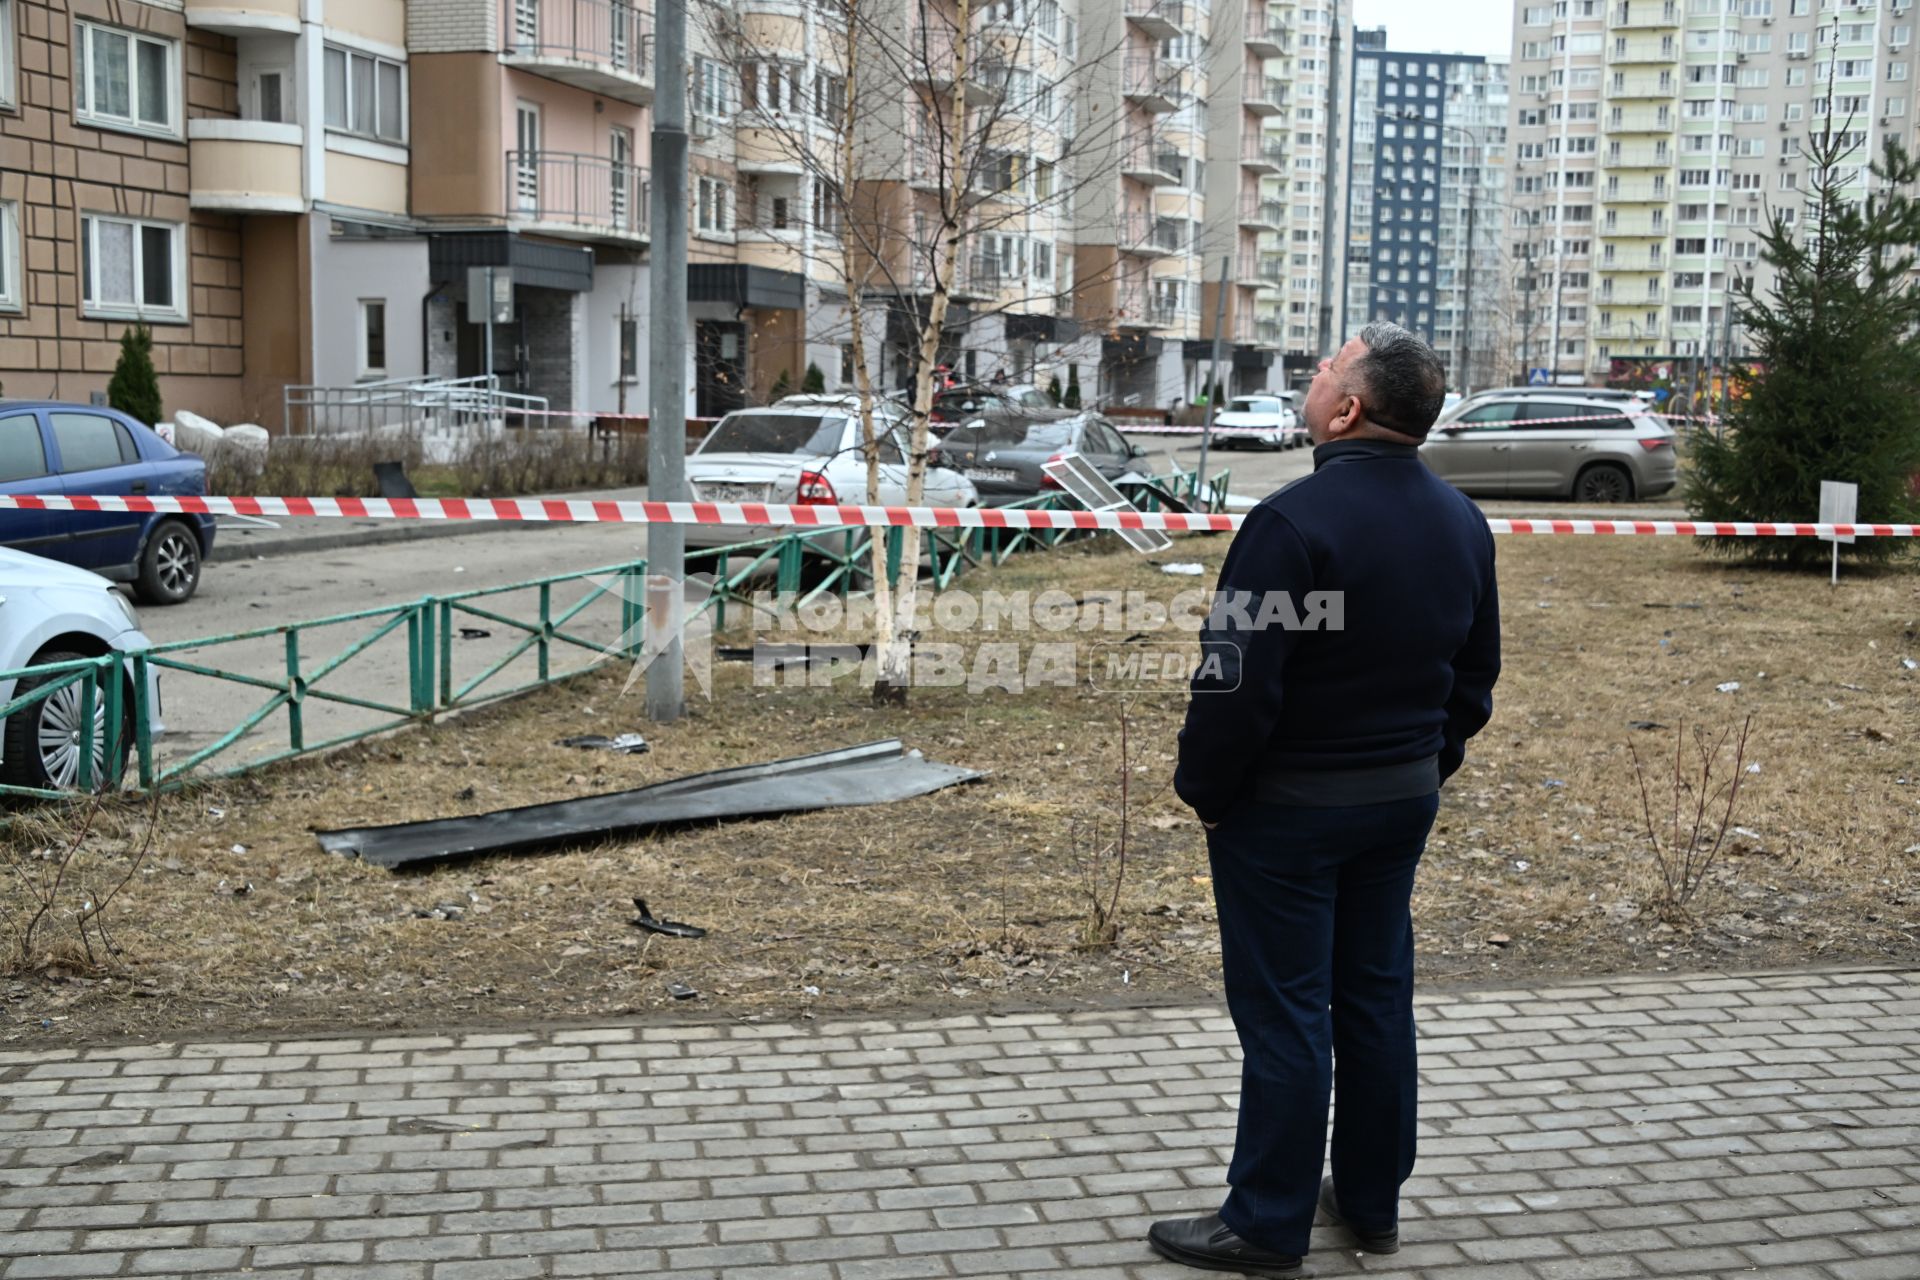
[556,733,651,755]
[314,740,982,870]
[632,898,707,939]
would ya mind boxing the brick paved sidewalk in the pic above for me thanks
[2,968,1917,1280]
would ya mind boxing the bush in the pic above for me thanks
[108,324,162,427]
[204,429,648,499]
[768,370,792,401]
[1046,375,1062,405]
[1685,136,1920,567]
[1063,367,1081,410]
[802,362,826,394]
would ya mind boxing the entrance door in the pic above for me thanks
[695,321,748,418]
[514,103,541,213]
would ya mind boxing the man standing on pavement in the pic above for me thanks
[1149,323,1502,1278]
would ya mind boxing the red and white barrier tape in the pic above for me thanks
[1116,409,1718,435]
[0,494,1913,538]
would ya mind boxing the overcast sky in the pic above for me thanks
[1353,0,1513,58]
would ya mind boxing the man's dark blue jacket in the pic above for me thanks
[1174,438,1501,824]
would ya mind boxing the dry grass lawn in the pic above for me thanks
[4,533,1917,1047]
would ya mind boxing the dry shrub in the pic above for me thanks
[1627,715,1755,921]
[1,797,159,978]
[204,430,647,499]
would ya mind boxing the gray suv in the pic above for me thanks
[1420,392,1678,502]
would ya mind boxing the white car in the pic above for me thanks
[0,549,162,792]
[1212,394,1305,450]
[685,404,979,551]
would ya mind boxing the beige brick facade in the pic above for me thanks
[0,0,247,418]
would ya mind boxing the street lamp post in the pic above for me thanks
[1394,111,1480,394]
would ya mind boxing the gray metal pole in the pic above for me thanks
[1461,135,1477,394]
[646,0,688,722]
[1315,0,1343,358]
[1196,257,1231,508]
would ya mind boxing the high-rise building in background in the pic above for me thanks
[1344,29,1509,391]
[1502,0,1912,394]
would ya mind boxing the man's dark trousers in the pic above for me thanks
[1205,792,1440,1257]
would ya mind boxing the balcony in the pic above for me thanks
[1604,181,1667,203]
[1120,137,1182,186]
[1123,58,1178,113]
[1236,253,1283,287]
[1607,40,1676,64]
[1245,6,1287,56]
[1235,313,1282,345]
[1111,285,1156,329]
[503,0,652,106]
[1611,0,1680,26]
[188,120,304,213]
[1148,300,1183,329]
[911,37,1007,104]
[1124,0,1187,39]
[1241,136,1285,173]
[1116,212,1179,257]
[1606,146,1670,166]
[1238,195,1284,229]
[506,150,649,243]
[184,0,299,35]
[908,137,945,191]
[1606,76,1674,101]
[1245,76,1286,116]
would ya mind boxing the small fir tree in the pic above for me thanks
[802,361,826,394]
[768,369,793,401]
[1686,132,1920,567]
[1063,366,1082,409]
[1046,374,1063,405]
[108,324,163,426]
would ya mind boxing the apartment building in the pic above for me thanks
[1344,31,1509,390]
[0,0,416,426]
[1503,0,1915,387]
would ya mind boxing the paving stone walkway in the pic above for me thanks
[2,968,1918,1280]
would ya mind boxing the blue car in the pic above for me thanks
[0,401,217,604]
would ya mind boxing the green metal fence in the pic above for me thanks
[0,469,1229,800]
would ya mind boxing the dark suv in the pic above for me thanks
[0,401,217,603]
[928,384,1076,432]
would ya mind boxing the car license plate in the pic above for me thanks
[964,467,1016,482]
[697,483,768,503]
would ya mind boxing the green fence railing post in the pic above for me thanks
[103,657,123,789]
[620,565,644,658]
[776,537,802,597]
[285,628,304,752]
[132,651,154,791]
[885,527,903,584]
[76,669,97,792]
[438,599,453,709]
[419,599,437,714]
[538,582,551,683]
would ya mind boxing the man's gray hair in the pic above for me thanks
[1350,321,1448,438]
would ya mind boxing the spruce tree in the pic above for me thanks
[768,369,793,401]
[108,324,163,427]
[1046,374,1062,405]
[1686,133,1920,567]
[802,361,826,394]
[1063,366,1081,409]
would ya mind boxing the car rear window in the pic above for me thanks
[0,414,49,484]
[50,412,137,472]
[699,413,845,456]
[1229,397,1284,414]
[942,420,1079,449]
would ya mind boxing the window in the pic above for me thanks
[695,175,732,235]
[359,299,387,378]
[323,45,405,142]
[80,214,183,321]
[74,21,175,134]
[0,0,13,108]
[694,57,732,119]
[618,315,638,383]
[0,414,47,483]
[255,69,285,122]
[49,412,137,472]
[0,201,17,312]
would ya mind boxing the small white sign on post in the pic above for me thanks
[1818,479,1858,585]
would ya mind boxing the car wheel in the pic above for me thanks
[0,651,134,793]
[1573,464,1634,504]
[136,521,202,605]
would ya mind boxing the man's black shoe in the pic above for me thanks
[1147,1213,1309,1277]
[1317,1176,1400,1254]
